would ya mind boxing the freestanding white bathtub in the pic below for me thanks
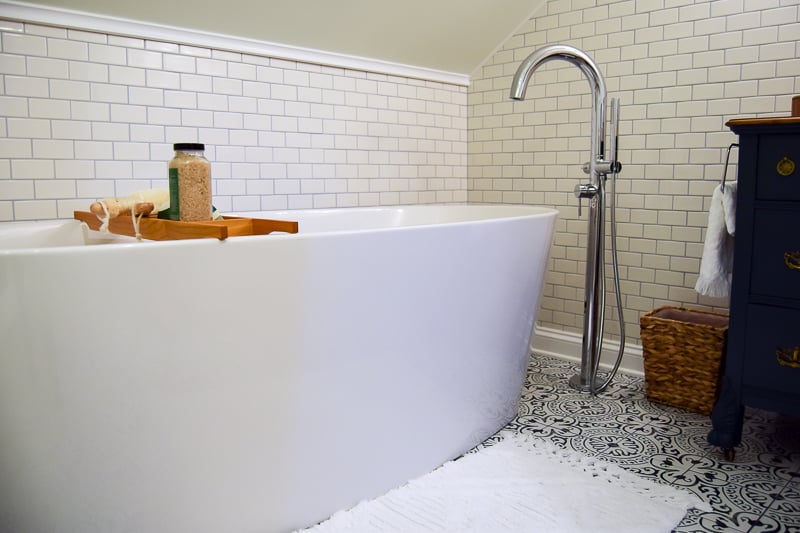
[0,204,557,533]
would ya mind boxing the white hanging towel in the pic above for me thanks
[695,182,737,298]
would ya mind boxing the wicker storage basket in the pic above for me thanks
[639,306,729,415]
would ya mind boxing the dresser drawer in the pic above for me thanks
[743,304,800,395]
[750,208,800,301]
[757,134,800,201]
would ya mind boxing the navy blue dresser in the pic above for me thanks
[708,117,800,459]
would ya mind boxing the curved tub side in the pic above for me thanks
[0,207,557,533]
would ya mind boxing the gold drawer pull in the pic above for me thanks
[777,156,796,176]
[786,251,800,270]
[777,346,800,368]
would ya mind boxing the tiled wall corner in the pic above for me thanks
[0,20,468,221]
[469,0,800,344]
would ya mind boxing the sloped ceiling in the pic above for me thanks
[14,0,546,76]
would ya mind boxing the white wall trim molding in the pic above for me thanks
[0,0,471,87]
[531,325,644,377]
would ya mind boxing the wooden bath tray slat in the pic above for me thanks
[73,211,298,241]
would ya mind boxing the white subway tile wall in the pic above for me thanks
[0,20,468,220]
[470,0,800,343]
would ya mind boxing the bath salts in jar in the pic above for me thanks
[163,143,212,221]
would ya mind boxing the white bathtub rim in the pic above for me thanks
[234,203,558,237]
[242,203,558,221]
[0,204,559,255]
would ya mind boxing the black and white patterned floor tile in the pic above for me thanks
[490,352,800,533]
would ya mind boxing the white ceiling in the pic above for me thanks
[15,0,546,77]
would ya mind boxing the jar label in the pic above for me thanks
[159,168,181,220]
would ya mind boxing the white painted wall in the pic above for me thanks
[4,0,547,75]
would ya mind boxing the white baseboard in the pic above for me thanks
[531,325,644,377]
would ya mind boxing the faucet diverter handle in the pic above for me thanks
[574,183,598,217]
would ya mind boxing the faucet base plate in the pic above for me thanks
[568,374,605,393]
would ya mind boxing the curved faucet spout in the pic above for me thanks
[509,44,607,186]
[509,45,606,102]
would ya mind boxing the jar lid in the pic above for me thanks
[173,143,205,151]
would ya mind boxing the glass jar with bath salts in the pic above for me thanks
[161,143,212,222]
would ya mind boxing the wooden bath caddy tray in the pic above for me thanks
[73,211,298,241]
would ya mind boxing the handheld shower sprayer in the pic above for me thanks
[510,45,626,395]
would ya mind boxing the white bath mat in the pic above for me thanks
[301,431,709,532]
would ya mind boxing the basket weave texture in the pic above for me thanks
[639,305,729,415]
